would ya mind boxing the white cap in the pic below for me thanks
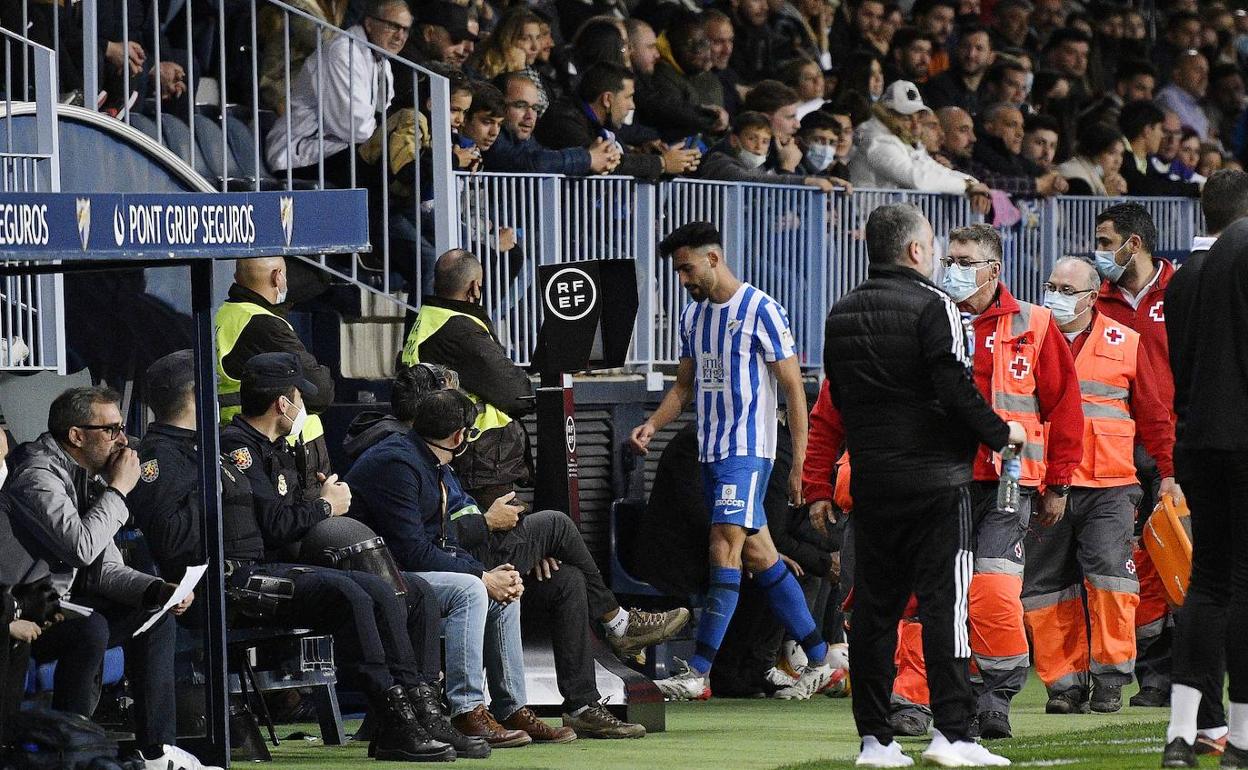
[881,80,927,116]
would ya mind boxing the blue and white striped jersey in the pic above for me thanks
[679,283,797,462]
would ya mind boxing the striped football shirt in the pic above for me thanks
[679,282,797,462]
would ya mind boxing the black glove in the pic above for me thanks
[12,579,60,624]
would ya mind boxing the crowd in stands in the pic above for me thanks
[16,0,1248,210]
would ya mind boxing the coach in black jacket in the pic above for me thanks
[821,203,1022,766]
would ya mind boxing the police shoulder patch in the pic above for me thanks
[139,459,159,483]
[229,447,253,470]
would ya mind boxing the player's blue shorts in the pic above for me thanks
[702,456,774,532]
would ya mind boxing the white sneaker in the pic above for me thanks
[857,735,915,767]
[655,658,710,701]
[143,744,223,770]
[921,731,1010,767]
[765,666,798,688]
[775,662,834,700]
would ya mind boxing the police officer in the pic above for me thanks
[135,351,470,762]
[215,257,334,496]
[399,249,533,509]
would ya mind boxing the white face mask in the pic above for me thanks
[738,148,767,169]
[805,144,836,171]
[276,275,289,305]
[1022,71,1035,97]
[1043,290,1092,326]
[281,396,308,438]
[623,108,635,126]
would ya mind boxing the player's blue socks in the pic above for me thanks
[690,566,741,674]
[756,559,828,665]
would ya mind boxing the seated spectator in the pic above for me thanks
[731,0,803,83]
[825,101,859,167]
[972,103,1068,196]
[447,71,480,172]
[460,82,507,163]
[797,110,852,180]
[346,387,690,739]
[1057,120,1127,196]
[1152,118,1206,185]
[851,82,989,209]
[642,13,729,142]
[826,0,887,69]
[1156,49,1211,139]
[266,0,410,187]
[1041,28,1093,106]
[1197,142,1225,178]
[742,80,807,174]
[257,0,347,114]
[990,0,1037,52]
[981,60,1029,111]
[1154,10,1202,82]
[1118,100,1200,196]
[834,53,886,104]
[885,27,934,84]
[916,108,946,160]
[936,105,976,166]
[912,0,956,77]
[704,10,744,115]
[536,62,701,179]
[5,386,217,770]
[921,24,992,114]
[700,111,840,190]
[1077,59,1155,138]
[1021,113,1060,173]
[1210,63,1248,156]
[467,9,552,113]
[403,1,477,71]
[782,58,827,120]
[484,72,619,174]
[1031,0,1067,44]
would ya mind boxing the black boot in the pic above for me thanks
[408,681,491,759]
[369,685,457,762]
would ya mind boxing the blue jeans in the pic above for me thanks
[409,571,527,719]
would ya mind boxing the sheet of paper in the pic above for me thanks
[133,563,208,637]
[57,599,94,618]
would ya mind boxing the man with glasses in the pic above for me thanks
[887,225,1081,740]
[405,2,477,71]
[265,0,409,188]
[1023,256,1175,717]
[4,386,218,770]
[484,72,619,175]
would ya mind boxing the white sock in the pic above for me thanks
[569,704,591,717]
[1167,684,1202,744]
[861,735,888,751]
[1229,702,1248,749]
[604,608,629,637]
[1199,725,1229,741]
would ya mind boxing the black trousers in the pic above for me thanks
[850,486,975,743]
[1172,449,1246,712]
[32,602,177,747]
[246,564,429,700]
[487,510,618,710]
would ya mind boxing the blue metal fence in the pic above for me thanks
[456,172,1201,371]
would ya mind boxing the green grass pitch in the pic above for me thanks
[264,674,1209,769]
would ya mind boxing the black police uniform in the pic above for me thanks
[217,414,441,697]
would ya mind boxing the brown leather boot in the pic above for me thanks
[501,706,577,744]
[450,704,532,748]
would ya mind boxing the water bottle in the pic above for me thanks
[997,446,1022,514]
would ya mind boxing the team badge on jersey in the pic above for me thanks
[229,447,253,470]
[277,474,288,497]
[139,459,159,483]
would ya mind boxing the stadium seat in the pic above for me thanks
[609,498,664,599]
[25,646,125,695]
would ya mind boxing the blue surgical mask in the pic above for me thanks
[805,144,836,171]
[942,262,989,302]
[1044,290,1092,326]
[1092,242,1130,283]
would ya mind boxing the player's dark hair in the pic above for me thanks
[466,82,506,120]
[412,389,476,441]
[392,363,455,423]
[576,61,633,103]
[1201,169,1248,235]
[1096,202,1158,255]
[659,221,724,258]
[1115,59,1156,85]
[1118,100,1164,142]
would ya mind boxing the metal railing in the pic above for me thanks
[457,171,1201,371]
[18,0,457,308]
[0,25,63,371]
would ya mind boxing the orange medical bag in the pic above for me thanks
[1142,494,1193,608]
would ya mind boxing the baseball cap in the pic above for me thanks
[881,80,928,116]
[418,2,478,42]
[145,349,195,396]
[241,352,319,396]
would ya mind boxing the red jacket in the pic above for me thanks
[1096,258,1176,421]
[803,380,845,503]
[1070,310,1176,478]
[968,283,1084,487]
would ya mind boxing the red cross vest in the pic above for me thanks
[988,301,1051,486]
[1071,312,1140,487]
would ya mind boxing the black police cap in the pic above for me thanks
[241,352,319,396]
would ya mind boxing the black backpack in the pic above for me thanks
[6,707,142,769]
